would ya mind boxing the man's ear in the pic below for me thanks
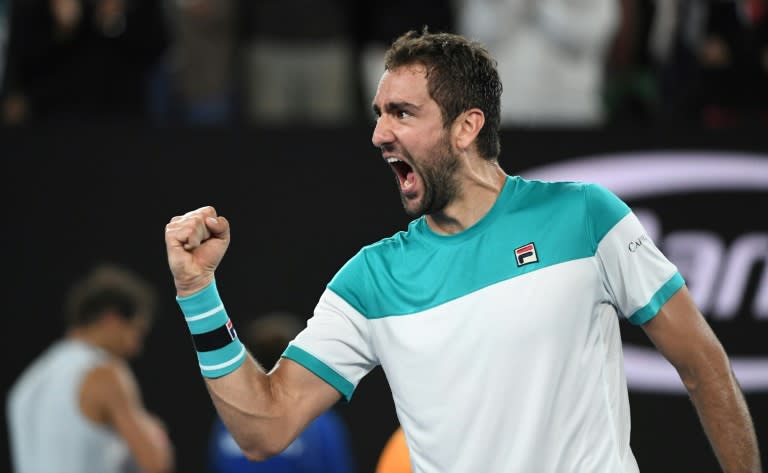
[453,108,485,151]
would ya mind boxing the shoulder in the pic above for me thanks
[84,358,137,394]
[512,177,631,248]
[515,175,629,218]
[328,223,416,289]
[514,175,600,199]
[80,358,139,420]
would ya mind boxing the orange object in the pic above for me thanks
[375,427,412,473]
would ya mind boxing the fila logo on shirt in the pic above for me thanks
[515,242,539,266]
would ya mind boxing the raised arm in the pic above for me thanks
[641,285,762,473]
[164,206,341,460]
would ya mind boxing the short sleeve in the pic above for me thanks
[586,183,685,325]
[283,288,378,402]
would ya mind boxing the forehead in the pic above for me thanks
[374,65,431,104]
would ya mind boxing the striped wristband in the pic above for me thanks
[176,279,246,378]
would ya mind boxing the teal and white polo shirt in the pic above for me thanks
[284,175,684,473]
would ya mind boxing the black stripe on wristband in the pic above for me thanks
[191,320,239,352]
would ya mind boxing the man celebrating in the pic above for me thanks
[164,29,761,472]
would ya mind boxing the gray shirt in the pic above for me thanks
[7,339,139,473]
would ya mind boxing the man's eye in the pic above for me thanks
[397,111,411,119]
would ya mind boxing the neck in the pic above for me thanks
[426,160,507,235]
[67,327,113,355]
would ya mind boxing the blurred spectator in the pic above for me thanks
[208,311,356,473]
[1,0,170,125]
[150,0,238,126]
[7,263,175,473]
[602,0,663,125]
[454,0,620,127]
[657,0,768,127]
[351,2,456,116]
[236,0,356,126]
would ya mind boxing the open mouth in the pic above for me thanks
[386,157,416,191]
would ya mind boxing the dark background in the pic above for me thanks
[2,124,766,473]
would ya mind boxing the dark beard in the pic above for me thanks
[402,137,461,218]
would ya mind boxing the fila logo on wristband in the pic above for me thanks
[226,319,237,339]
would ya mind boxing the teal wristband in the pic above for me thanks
[176,279,246,378]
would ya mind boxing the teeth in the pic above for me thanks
[386,157,401,163]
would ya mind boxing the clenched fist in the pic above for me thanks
[164,206,230,296]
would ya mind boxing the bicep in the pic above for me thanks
[204,354,342,458]
[268,357,343,434]
[211,286,373,455]
[641,285,729,381]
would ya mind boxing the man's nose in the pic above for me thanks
[371,116,394,148]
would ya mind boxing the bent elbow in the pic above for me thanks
[238,432,292,462]
[142,459,174,473]
[678,351,734,396]
[136,450,174,473]
[679,368,700,393]
[241,448,271,462]
[241,443,284,462]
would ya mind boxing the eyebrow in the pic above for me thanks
[372,101,421,116]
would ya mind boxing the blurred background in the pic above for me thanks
[1,0,767,472]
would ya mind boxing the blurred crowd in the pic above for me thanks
[0,0,766,129]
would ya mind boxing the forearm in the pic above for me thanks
[643,289,762,472]
[131,412,175,473]
[682,359,761,473]
[174,277,294,458]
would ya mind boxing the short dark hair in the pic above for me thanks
[384,27,502,160]
[64,263,156,328]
